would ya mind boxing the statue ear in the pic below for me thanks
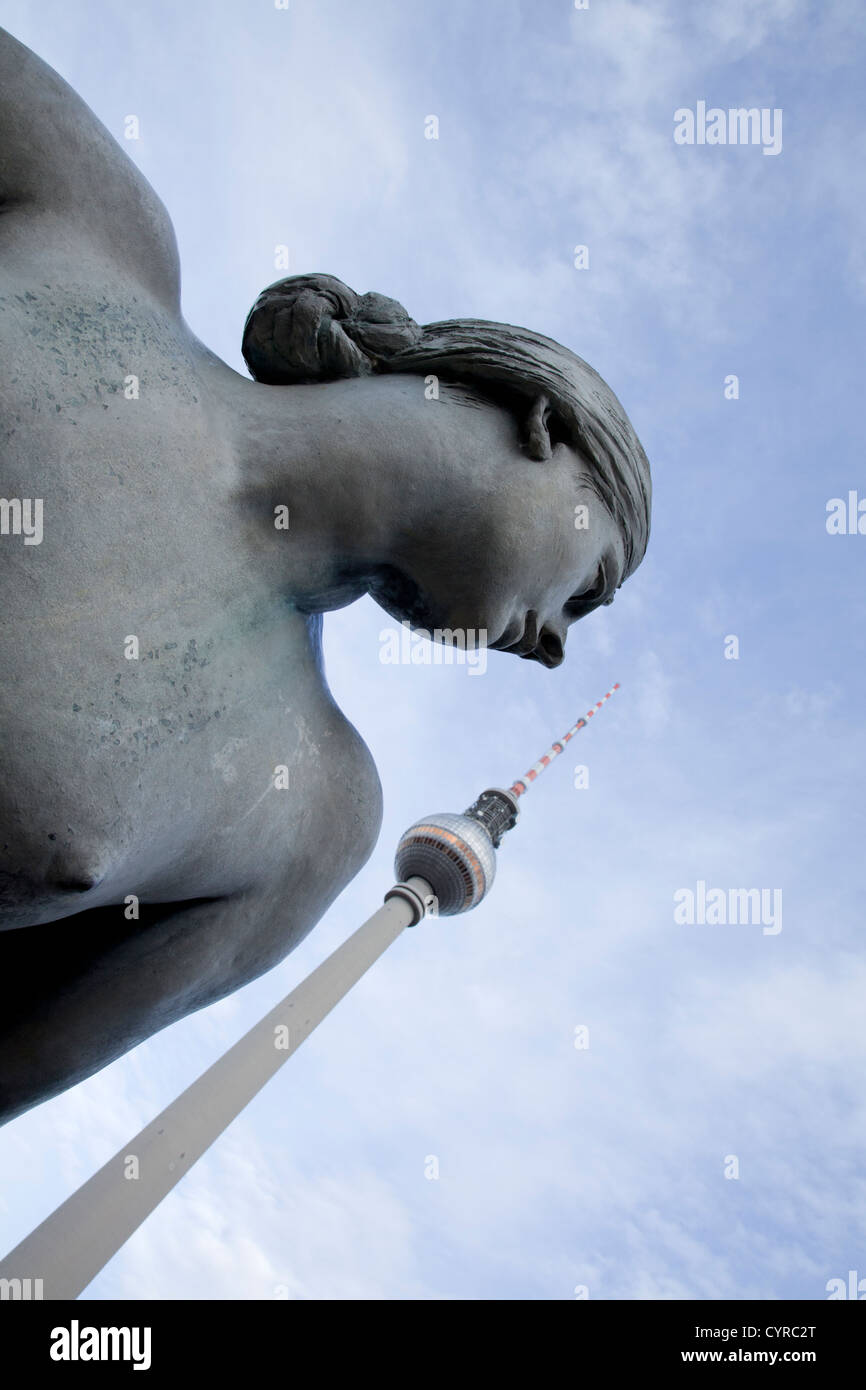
[524,393,553,460]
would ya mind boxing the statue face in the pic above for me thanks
[486,464,625,668]
[370,380,626,668]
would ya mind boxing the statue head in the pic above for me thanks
[242,273,651,666]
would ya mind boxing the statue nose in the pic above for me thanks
[523,625,565,668]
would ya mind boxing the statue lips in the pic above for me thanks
[490,619,521,652]
[490,610,534,653]
[521,647,561,668]
[493,610,542,659]
[492,612,564,669]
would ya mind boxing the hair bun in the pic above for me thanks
[242,273,421,385]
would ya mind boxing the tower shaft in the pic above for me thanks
[0,878,432,1299]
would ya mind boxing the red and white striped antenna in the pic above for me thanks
[510,682,620,796]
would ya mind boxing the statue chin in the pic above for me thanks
[367,563,438,631]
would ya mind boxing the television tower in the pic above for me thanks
[0,685,619,1298]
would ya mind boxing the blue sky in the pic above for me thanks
[1,0,864,1299]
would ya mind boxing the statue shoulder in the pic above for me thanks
[0,26,180,313]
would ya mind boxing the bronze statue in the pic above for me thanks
[0,26,651,1122]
